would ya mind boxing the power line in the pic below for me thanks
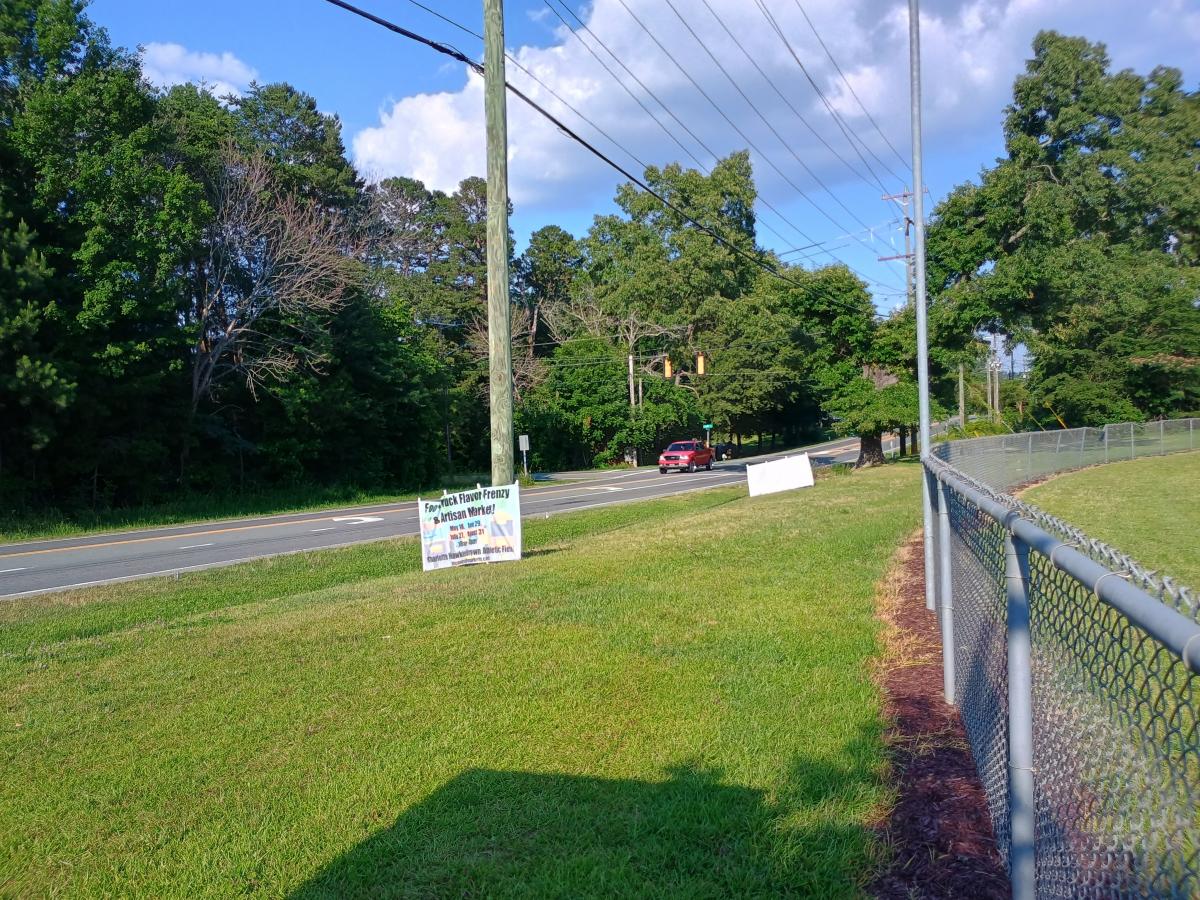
[539,0,809,256]
[777,218,901,256]
[605,0,821,252]
[609,0,901,290]
[664,0,877,240]
[393,0,662,183]
[403,0,867,270]
[752,0,904,210]
[541,1,706,172]
[792,0,910,174]
[408,0,899,291]
[320,0,891,315]
[695,0,881,193]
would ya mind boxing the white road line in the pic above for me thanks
[179,543,214,550]
[0,567,27,574]
[310,527,335,533]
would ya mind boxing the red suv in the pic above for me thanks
[658,440,714,473]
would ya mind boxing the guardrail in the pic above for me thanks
[923,418,1199,899]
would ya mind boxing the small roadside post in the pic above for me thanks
[518,434,530,477]
[703,423,713,448]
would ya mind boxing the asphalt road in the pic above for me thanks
[0,435,889,599]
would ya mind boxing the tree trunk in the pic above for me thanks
[855,433,886,468]
[899,426,907,457]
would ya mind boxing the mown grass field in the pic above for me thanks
[1,464,921,898]
[1024,451,1200,588]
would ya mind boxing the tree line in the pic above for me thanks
[1,3,1196,518]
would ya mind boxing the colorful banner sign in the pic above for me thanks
[419,483,522,571]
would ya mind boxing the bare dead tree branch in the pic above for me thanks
[190,145,363,410]
[465,306,544,404]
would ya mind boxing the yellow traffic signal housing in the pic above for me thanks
[664,358,673,379]
[696,352,706,375]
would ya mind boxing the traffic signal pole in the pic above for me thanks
[484,0,514,487]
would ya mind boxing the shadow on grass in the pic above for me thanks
[291,752,879,898]
[522,547,564,558]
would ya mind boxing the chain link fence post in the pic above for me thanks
[1005,528,1036,900]
[923,469,937,611]
[930,420,1199,897]
[936,476,955,703]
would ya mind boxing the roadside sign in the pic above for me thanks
[518,434,530,476]
[419,483,522,571]
[747,454,814,497]
[703,423,713,430]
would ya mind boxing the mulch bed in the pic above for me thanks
[869,535,1010,899]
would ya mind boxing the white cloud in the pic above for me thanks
[351,0,1197,214]
[141,42,258,99]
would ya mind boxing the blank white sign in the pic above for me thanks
[746,453,815,497]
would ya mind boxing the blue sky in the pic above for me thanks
[92,0,1198,311]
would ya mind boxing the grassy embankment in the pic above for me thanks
[1023,451,1200,588]
[1,464,921,897]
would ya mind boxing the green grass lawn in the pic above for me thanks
[0,464,920,898]
[1024,451,1200,588]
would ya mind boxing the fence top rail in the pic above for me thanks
[929,457,1200,675]
[927,418,1197,621]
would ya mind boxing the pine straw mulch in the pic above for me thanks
[868,534,1010,899]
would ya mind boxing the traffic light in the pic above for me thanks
[696,352,706,375]
[664,357,673,379]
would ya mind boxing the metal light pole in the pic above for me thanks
[958,361,966,427]
[908,0,935,611]
[483,0,514,487]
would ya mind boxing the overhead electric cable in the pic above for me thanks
[541,0,860,262]
[792,0,910,173]
[320,0,894,312]
[543,1,836,259]
[663,0,876,237]
[399,0,859,267]
[778,218,901,255]
[696,0,881,191]
[609,0,901,289]
[541,1,707,172]
[393,0,660,180]
[753,0,904,209]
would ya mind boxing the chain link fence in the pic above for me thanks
[924,418,1199,899]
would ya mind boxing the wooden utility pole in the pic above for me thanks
[483,0,514,486]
